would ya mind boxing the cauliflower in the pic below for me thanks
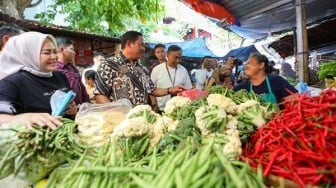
[147,116,167,151]
[236,100,260,114]
[195,106,228,135]
[164,96,192,118]
[237,103,266,128]
[222,129,242,160]
[126,105,152,118]
[226,115,238,130]
[112,117,150,138]
[207,94,237,114]
[126,104,159,124]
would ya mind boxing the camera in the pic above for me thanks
[233,58,243,66]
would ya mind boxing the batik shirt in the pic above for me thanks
[94,53,155,106]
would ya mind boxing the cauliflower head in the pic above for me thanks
[207,94,237,114]
[112,117,150,138]
[164,96,192,116]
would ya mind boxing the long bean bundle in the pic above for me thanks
[0,118,85,183]
[47,136,266,188]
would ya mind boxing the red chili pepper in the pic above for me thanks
[242,89,336,187]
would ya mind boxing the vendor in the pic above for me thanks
[233,53,297,104]
[0,32,77,129]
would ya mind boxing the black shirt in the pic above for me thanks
[0,71,70,114]
[233,74,298,103]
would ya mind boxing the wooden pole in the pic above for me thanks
[295,0,309,82]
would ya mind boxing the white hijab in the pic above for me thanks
[0,31,57,80]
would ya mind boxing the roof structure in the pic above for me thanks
[0,12,120,43]
[182,0,336,40]
[268,18,336,58]
[221,45,260,62]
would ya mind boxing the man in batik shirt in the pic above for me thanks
[94,31,185,106]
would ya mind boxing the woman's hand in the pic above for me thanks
[16,113,63,130]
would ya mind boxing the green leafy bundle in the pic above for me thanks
[317,61,336,80]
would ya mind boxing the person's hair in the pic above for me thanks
[84,70,96,80]
[167,45,182,53]
[201,56,212,63]
[93,51,104,58]
[121,31,142,49]
[249,53,271,73]
[56,37,74,47]
[154,43,165,51]
[0,22,23,48]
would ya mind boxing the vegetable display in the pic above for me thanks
[242,89,336,187]
[1,85,304,187]
[46,136,265,188]
[0,118,85,183]
[317,61,336,80]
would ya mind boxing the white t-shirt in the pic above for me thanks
[151,63,192,111]
[195,68,213,90]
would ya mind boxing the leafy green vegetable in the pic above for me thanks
[159,117,201,151]
[173,98,207,120]
[208,85,234,98]
[318,61,336,80]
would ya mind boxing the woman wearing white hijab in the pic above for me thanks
[0,31,75,129]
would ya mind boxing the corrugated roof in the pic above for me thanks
[183,0,336,39]
[0,12,120,43]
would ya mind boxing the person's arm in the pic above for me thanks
[151,85,186,97]
[149,95,159,112]
[0,113,62,130]
[204,78,215,93]
[95,94,111,104]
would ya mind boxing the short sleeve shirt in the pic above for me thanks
[151,63,192,111]
[94,53,155,106]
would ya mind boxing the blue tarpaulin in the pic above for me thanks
[221,45,259,62]
[149,37,218,58]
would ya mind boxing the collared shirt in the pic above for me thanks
[94,53,155,106]
[151,63,192,111]
[56,61,90,104]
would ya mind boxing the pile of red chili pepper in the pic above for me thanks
[242,89,336,187]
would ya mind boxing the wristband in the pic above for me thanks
[167,87,171,95]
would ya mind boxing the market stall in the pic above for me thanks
[0,86,335,188]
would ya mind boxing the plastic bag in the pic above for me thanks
[295,82,322,96]
[177,89,207,101]
[50,90,76,116]
[75,99,132,146]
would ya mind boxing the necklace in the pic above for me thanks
[165,63,177,87]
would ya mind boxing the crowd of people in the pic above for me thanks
[0,22,300,129]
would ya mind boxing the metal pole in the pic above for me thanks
[295,0,309,82]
